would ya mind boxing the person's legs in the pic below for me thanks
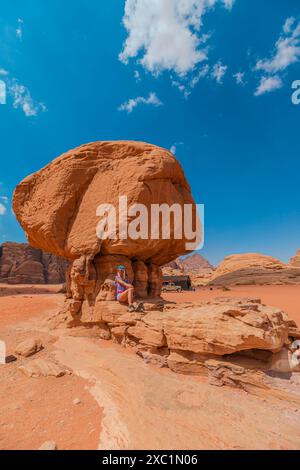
[128,287,134,305]
[117,287,134,305]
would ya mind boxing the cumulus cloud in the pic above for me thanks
[118,92,163,113]
[255,18,300,74]
[8,79,47,117]
[254,76,283,96]
[211,61,227,84]
[0,68,8,76]
[119,0,235,76]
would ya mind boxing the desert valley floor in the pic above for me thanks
[1,284,300,450]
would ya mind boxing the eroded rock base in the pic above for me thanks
[50,295,300,393]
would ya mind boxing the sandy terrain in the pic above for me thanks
[0,290,102,450]
[1,284,300,450]
[163,285,300,325]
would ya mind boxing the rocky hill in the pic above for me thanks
[209,253,300,286]
[163,253,214,286]
[165,253,213,273]
[290,250,300,267]
[0,242,69,284]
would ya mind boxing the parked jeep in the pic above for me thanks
[162,282,182,293]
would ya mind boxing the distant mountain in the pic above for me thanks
[165,253,214,274]
[179,253,214,273]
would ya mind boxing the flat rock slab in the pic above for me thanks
[19,359,68,378]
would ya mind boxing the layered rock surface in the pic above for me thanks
[0,242,68,284]
[209,253,300,286]
[51,296,300,388]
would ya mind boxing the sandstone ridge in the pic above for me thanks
[50,295,300,390]
[0,242,68,285]
[210,253,300,286]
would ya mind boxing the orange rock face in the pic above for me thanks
[0,242,68,285]
[13,141,200,315]
[13,141,198,265]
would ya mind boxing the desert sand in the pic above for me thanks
[1,284,300,450]
[163,285,300,325]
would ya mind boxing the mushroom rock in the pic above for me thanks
[13,141,200,320]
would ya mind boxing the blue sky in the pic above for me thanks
[0,0,300,265]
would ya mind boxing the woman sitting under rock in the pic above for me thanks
[115,265,144,313]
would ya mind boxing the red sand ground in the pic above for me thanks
[163,285,300,326]
[1,284,300,450]
[0,289,102,451]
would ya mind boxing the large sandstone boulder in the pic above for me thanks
[13,141,200,318]
[0,242,68,284]
[209,253,300,286]
[13,141,198,264]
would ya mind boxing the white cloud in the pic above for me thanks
[190,64,210,87]
[118,92,163,113]
[255,18,300,74]
[0,203,6,216]
[211,61,227,84]
[134,70,141,82]
[170,141,184,155]
[171,79,190,98]
[0,80,6,104]
[283,17,295,35]
[16,18,23,39]
[254,76,283,96]
[119,0,235,76]
[233,71,245,85]
[0,196,8,204]
[0,68,8,76]
[8,79,47,117]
